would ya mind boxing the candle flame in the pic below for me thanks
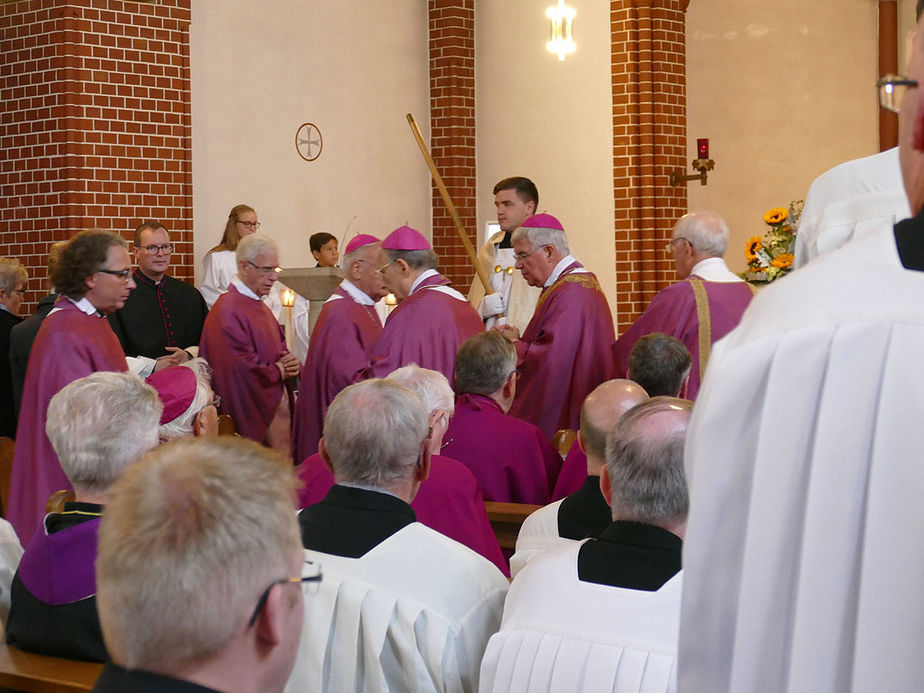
[282,289,296,307]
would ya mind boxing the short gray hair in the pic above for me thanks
[96,437,300,670]
[323,380,429,487]
[628,333,691,397]
[236,233,279,264]
[385,364,454,417]
[158,358,215,440]
[0,258,27,295]
[674,211,729,257]
[511,225,570,256]
[383,247,438,271]
[46,371,162,495]
[454,332,516,395]
[605,397,691,525]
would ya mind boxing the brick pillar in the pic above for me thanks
[611,0,688,332]
[0,0,193,312]
[427,0,476,288]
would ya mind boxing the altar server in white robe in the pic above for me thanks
[288,378,508,693]
[482,397,690,693]
[794,147,909,268]
[679,9,924,690]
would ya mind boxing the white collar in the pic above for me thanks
[69,296,102,316]
[231,277,263,301]
[545,254,577,287]
[410,268,440,294]
[340,279,375,306]
[689,257,742,283]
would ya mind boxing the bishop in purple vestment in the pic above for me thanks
[9,232,133,542]
[292,235,386,462]
[198,235,300,457]
[612,211,755,400]
[496,214,616,441]
[442,332,561,505]
[362,225,482,383]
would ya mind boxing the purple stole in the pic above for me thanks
[18,518,100,604]
[551,438,588,500]
[9,300,126,541]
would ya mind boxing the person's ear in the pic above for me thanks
[502,371,516,400]
[576,429,587,455]
[599,465,613,508]
[318,438,334,474]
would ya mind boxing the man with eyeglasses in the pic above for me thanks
[291,379,507,692]
[199,234,301,459]
[612,210,754,401]
[9,230,134,542]
[93,437,307,692]
[108,221,209,363]
[678,2,924,690]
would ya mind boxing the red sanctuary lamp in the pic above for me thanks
[669,137,715,186]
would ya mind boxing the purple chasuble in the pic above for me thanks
[199,284,289,443]
[18,518,100,605]
[9,301,126,541]
[292,286,382,462]
[294,452,508,576]
[551,438,588,500]
[363,273,483,382]
[509,263,616,440]
[612,277,754,400]
[443,393,562,505]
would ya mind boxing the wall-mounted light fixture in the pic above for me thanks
[546,0,576,61]
[669,138,715,186]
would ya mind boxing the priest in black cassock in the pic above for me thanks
[108,221,208,362]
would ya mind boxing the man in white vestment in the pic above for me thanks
[481,397,690,693]
[289,379,508,693]
[510,379,648,577]
[678,6,924,690]
[794,147,909,268]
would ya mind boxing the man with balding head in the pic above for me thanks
[613,211,755,400]
[482,397,691,692]
[511,379,649,576]
[292,234,388,461]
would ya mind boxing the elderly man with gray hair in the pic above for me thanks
[292,378,508,692]
[93,437,308,692]
[481,396,691,692]
[613,211,755,400]
[6,371,163,662]
[0,257,27,439]
[199,233,300,458]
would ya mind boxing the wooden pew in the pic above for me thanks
[485,501,541,551]
[0,633,102,692]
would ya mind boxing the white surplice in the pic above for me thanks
[679,224,924,692]
[286,523,507,693]
[508,500,575,578]
[481,541,680,693]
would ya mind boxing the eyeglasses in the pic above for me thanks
[244,260,280,275]
[11,288,25,297]
[878,74,918,114]
[237,220,261,230]
[247,560,322,628]
[140,243,173,255]
[208,394,221,410]
[664,237,689,254]
[375,260,396,276]
[97,268,132,281]
[513,247,541,262]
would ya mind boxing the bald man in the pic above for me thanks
[612,211,755,400]
[510,379,649,577]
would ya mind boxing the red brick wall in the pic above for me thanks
[0,0,193,313]
[611,0,688,332]
[427,0,477,289]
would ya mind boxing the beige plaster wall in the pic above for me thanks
[686,0,883,273]
[475,0,617,327]
[189,0,431,280]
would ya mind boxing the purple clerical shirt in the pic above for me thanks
[363,273,483,383]
[509,262,616,440]
[442,393,562,505]
[9,300,126,541]
[612,276,755,400]
[294,452,508,576]
[292,285,382,462]
[199,284,290,444]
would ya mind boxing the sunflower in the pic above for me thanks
[745,236,763,262]
[763,208,789,225]
[770,253,794,269]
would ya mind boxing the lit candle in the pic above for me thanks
[281,289,295,351]
[697,138,709,160]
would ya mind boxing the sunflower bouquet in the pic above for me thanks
[742,199,803,284]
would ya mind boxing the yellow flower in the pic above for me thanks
[763,208,789,225]
[745,236,763,261]
[770,253,794,269]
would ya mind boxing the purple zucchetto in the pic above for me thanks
[381,225,431,251]
[344,234,380,255]
[146,366,197,425]
[520,213,564,232]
